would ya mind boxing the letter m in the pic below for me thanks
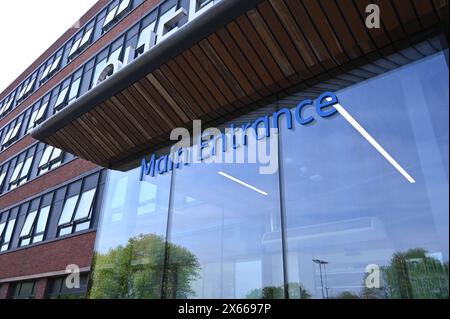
[140,154,156,180]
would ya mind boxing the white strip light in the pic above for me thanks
[218,171,268,196]
[333,101,416,184]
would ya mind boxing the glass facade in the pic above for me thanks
[89,51,449,299]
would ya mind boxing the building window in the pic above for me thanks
[24,77,37,97]
[9,281,37,299]
[68,37,82,60]
[67,77,81,105]
[116,0,131,19]
[17,77,37,102]
[54,86,69,111]
[0,218,16,252]
[38,145,63,175]
[103,5,119,31]
[103,0,131,31]
[47,273,88,299]
[40,54,62,83]
[16,84,28,102]
[9,155,34,190]
[0,95,14,116]
[0,170,7,190]
[27,100,49,132]
[19,205,51,247]
[91,57,107,87]
[1,120,22,148]
[79,27,94,51]
[49,54,63,76]
[57,188,96,237]
[68,27,94,61]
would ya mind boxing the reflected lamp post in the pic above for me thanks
[313,259,329,299]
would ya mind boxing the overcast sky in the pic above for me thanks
[0,0,98,93]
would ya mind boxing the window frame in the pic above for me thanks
[0,218,16,252]
[9,154,34,189]
[19,205,51,247]
[38,145,63,175]
[57,187,97,237]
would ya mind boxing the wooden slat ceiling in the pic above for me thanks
[36,0,448,169]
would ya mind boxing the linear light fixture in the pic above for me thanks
[333,101,416,184]
[218,171,268,196]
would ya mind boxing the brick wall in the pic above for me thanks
[0,231,96,281]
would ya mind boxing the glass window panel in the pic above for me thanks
[10,121,22,140]
[59,226,73,236]
[54,86,69,109]
[79,27,94,49]
[67,77,81,103]
[19,156,34,179]
[33,234,43,243]
[4,219,16,243]
[89,167,172,298]
[25,77,36,94]
[50,147,63,162]
[19,282,36,298]
[35,101,49,123]
[280,52,449,299]
[40,63,52,81]
[0,171,6,188]
[58,195,79,226]
[75,221,90,232]
[36,206,51,234]
[116,0,131,17]
[10,161,24,183]
[73,188,96,221]
[17,84,27,100]
[20,238,31,246]
[68,38,82,58]
[3,95,14,113]
[167,147,284,299]
[49,55,62,74]
[39,145,54,168]
[0,222,5,238]
[20,210,38,237]
[27,108,39,132]
[2,127,13,145]
[103,5,118,28]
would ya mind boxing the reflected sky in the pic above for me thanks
[281,52,449,298]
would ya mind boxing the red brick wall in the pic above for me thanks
[0,231,96,280]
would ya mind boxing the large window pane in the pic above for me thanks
[58,195,79,225]
[36,206,51,234]
[280,52,449,299]
[166,136,284,299]
[73,188,96,221]
[89,167,172,299]
[20,210,38,237]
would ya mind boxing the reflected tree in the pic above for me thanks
[246,283,311,299]
[361,248,449,299]
[89,234,200,299]
[382,248,449,299]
